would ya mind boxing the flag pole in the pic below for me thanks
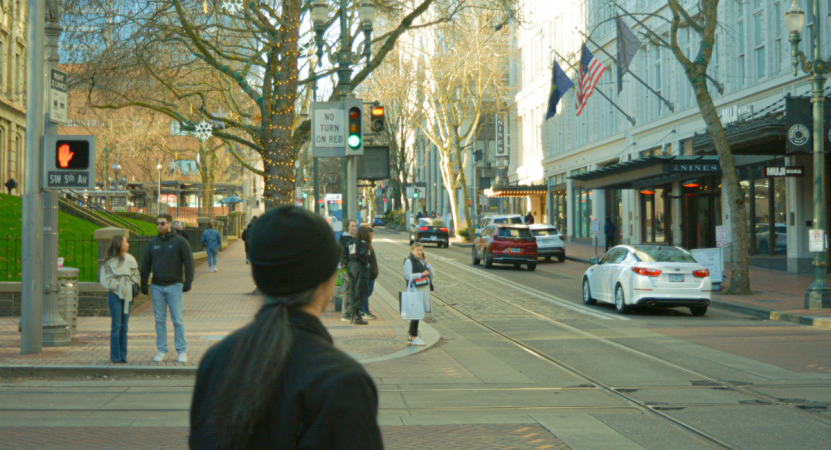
[612,2,724,95]
[552,49,636,126]
[577,29,674,112]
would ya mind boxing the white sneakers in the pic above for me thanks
[407,337,425,346]
[152,352,187,363]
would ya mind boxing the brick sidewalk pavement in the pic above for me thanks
[564,241,831,327]
[0,241,409,369]
[0,424,572,450]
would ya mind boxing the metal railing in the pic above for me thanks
[1,236,99,282]
[62,190,145,235]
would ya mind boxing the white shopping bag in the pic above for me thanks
[399,282,425,320]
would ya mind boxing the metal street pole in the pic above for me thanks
[787,1,831,309]
[20,0,47,354]
[42,0,69,346]
[336,0,356,224]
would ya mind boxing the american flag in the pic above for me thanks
[575,45,606,116]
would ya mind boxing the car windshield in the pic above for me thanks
[509,217,524,224]
[419,219,446,227]
[497,228,533,239]
[532,228,558,236]
[632,246,697,263]
[493,217,523,225]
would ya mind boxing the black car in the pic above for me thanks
[409,218,450,248]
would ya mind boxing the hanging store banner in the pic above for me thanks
[785,97,831,154]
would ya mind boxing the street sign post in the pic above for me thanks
[312,101,346,158]
[809,229,826,252]
[42,135,96,190]
[49,69,68,124]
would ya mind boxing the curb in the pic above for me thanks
[0,364,197,378]
[709,299,831,329]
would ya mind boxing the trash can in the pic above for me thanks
[57,267,80,337]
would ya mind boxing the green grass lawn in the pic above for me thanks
[0,194,105,282]
[90,210,157,235]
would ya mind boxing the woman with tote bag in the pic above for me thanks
[99,235,140,363]
[402,243,433,346]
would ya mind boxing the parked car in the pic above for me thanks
[755,223,787,254]
[472,224,538,271]
[475,214,525,237]
[409,218,450,248]
[372,214,385,227]
[581,245,712,316]
[528,224,566,262]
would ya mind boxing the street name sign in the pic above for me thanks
[312,101,346,158]
[49,69,68,124]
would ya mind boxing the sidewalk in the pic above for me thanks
[564,241,831,328]
[0,241,437,377]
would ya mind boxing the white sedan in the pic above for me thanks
[581,245,712,316]
[528,224,566,262]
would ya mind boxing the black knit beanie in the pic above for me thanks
[249,206,342,297]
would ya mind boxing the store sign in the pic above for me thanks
[669,164,720,173]
[495,115,505,155]
[785,97,831,153]
[762,166,805,177]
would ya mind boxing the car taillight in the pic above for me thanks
[693,269,710,278]
[632,267,662,277]
[439,228,448,232]
[418,227,429,231]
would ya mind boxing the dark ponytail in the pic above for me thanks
[205,288,316,450]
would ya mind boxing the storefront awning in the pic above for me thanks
[485,185,548,198]
[692,114,787,156]
[568,155,721,190]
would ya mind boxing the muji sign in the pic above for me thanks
[762,166,805,177]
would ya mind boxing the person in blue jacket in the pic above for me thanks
[201,222,223,272]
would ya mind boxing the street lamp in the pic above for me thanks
[311,0,376,224]
[786,0,831,309]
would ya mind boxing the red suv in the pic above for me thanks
[472,225,538,271]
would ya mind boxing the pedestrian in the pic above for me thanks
[339,219,358,322]
[402,243,433,346]
[241,216,257,264]
[604,217,616,252]
[201,222,223,272]
[141,213,195,363]
[189,206,383,450]
[346,226,373,325]
[174,221,191,247]
[99,235,140,364]
[525,211,535,224]
[362,227,378,320]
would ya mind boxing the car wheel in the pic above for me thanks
[582,278,596,305]
[483,250,493,268]
[513,264,521,269]
[614,284,630,314]
[472,247,481,265]
[557,255,565,263]
[690,306,708,316]
[544,256,552,262]
[527,263,537,271]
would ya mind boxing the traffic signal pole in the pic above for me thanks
[20,0,47,353]
[42,1,69,346]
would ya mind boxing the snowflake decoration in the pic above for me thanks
[221,0,244,13]
[168,160,180,175]
[194,121,213,141]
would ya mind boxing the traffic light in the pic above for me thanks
[359,199,363,206]
[413,189,419,199]
[371,106,385,132]
[302,192,308,199]
[344,98,363,155]
[43,135,95,189]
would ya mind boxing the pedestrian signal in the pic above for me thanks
[43,135,96,189]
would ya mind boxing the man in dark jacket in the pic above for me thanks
[241,216,257,264]
[525,211,535,224]
[604,218,616,251]
[339,219,358,321]
[141,213,195,363]
[361,228,379,320]
[173,221,190,247]
[189,206,382,450]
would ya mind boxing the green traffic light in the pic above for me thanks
[348,135,361,148]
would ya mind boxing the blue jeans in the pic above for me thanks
[206,247,218,269]
[151,283,187,354]
[362,279,376,313]
[107,292,129,362]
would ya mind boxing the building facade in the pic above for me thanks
[0,2,27,195]
[509,0,825,274]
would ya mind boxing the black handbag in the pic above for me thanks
[132,282,140,298]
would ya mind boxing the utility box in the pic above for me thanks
[57,267,80,337]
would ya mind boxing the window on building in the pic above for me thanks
[754,9,765,80]
[653,45,662,117]
[773,2,782,74]
[738,16,746,88]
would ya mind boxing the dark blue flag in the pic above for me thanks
[546,60,574,120]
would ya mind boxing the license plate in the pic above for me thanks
[669,274,685,282]
[429,236,437,240]
[510,248,521,253]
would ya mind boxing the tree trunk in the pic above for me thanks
[198,141,215,218]
[691,76,751,294]
[438,149,462,237]
[452,140,474,237]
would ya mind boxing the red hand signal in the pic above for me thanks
[58,143,74,168]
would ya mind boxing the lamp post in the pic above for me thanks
[157,162,162,215]
[311,0,376,224]
[786,0,831,309]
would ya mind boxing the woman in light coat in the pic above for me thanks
[100,235,140,363]
[402,243,433,346]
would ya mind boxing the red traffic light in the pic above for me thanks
[349,108,360,120]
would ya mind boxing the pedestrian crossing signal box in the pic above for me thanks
[43,135,96,189]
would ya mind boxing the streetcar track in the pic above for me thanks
[375,238,831,449]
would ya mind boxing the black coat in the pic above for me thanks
[242,224,253,252]
[140,231,194,291]
[189,310,383,450]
